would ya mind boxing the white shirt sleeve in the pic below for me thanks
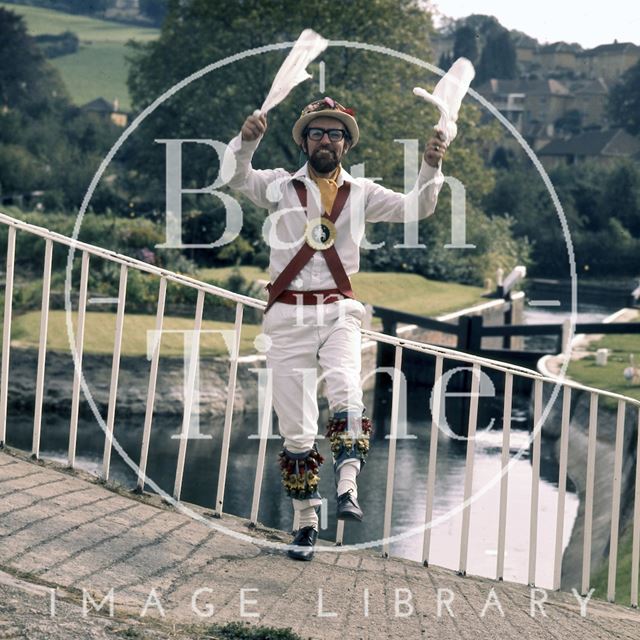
[363,161,444,223]
[221,133,288,210]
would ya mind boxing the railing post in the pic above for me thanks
[102,264,128,481]
[173,289,205,501]
[215,302,244,516]
[0,225,16,447]
[374,315,397,436]
[250,366,273,525]
[32,238,53,459]
[382,345,403,558]
[422,355,444,566]
[528,379,543,586]
[582,392,599,595]
[553,385,571,590]
[68,250,90,468]
[496,371,513,580]
[459,363,480,576]
[631,409,640,608]
[607,400,626,602]
[137,277,167,493]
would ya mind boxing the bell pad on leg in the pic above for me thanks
[279,446,324,500]
[326,411,372,468]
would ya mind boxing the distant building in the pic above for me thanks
[566,78,609,129]
[80,97,128,127]
[431,32,455,65]
[537,129,640,168]
[514,39,537,70]
[477,78,572,138]
[578,42,640,83]
[537,42,582,76]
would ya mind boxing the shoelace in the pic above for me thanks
[295,526,317,545]
[339,490,356,505]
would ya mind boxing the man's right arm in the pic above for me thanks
[221,113,284,209]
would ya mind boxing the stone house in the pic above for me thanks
[537,128,640,169]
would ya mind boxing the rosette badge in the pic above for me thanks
[304,217,337,251]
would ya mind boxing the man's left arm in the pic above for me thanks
[363,131,447,223]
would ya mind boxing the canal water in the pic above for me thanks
[4,295,615,589]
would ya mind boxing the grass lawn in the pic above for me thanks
[0,3,158,40]
[51,42,134,109]
[351,272,485,317]
[1,2,159,110]
[566,313,640,406]
[199,266,270,284]
[10,310,261,358]
[590,524,638,605]
[197,266,487,318]
[6,270,485,357]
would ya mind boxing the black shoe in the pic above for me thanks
[337,490,363,522]
[287,526,318,561]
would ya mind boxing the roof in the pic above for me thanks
[581,42,640,56]
[538,129,640,157]
[568,78,609,95]
[478,78,570,97]
[80,97,117,113]
[539,42,582,54]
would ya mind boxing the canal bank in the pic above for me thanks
[537,308,640,594]
[3,294,522,418]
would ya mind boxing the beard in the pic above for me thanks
[308,146,340,173]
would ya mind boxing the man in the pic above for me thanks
[225,97,447,560]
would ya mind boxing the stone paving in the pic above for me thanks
[1,450,639,639]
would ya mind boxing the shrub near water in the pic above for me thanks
[0,210,256,321]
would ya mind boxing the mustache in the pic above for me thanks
[313,147,337,156]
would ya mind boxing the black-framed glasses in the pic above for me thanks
[306,127,348,142]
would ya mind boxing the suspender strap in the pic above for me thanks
[265,180,354,311]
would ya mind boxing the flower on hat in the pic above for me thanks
[301,97,356,118]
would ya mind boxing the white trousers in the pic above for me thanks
[263,298,366,454]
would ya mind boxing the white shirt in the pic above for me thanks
[223,133,444,291]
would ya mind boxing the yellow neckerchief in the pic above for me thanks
[307,165,340,214]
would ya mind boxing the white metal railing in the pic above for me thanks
[1,210,640,606]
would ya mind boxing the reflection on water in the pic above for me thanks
[6,384,578,589]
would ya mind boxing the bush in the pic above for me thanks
[0,209,263,321]
[34,31,79,58]
[205,622,303,640]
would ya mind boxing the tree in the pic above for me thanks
[609,59,640,135]
[601,162,640,236]
[453,25,479,65]
[475,30,517,85]
[438,51,453,71]
[139,0,168,25]
[125,0,441,227]
[0,8,66,109]
[124,0,522,279]
[554,109,582,137]
[0,8,125,210]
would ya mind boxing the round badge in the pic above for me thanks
[304,217,337,251]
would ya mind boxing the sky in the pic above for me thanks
[431,1,640,49]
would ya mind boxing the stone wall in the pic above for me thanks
[7,296,519,415]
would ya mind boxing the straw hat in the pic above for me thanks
[292,96,359,147]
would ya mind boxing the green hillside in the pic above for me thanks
[0,2,159,110]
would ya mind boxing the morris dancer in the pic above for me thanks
[225,97,447,560]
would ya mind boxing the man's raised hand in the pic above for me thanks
[241,113,268,141]
[424,129,447,168]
